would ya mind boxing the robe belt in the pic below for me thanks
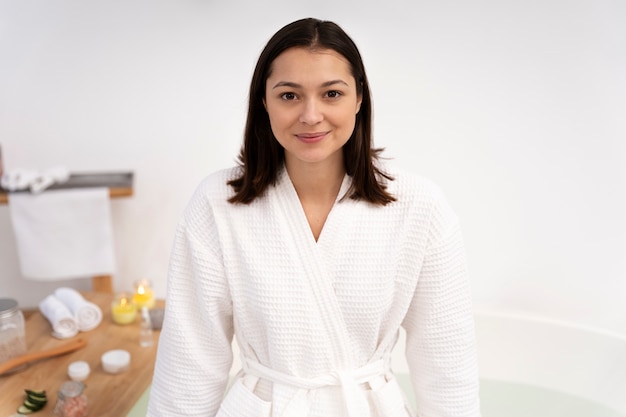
[241,355,391,417]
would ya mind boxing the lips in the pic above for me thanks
[295,131,329,143]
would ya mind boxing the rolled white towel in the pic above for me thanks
[1,166,70,193]
[0,169,38,191]
[38,294,79,339]
[30,166,70,193]
[30,174,55,194]
[45,165,70,183]
[54,287,102,332]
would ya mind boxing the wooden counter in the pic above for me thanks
[0,292,162,416]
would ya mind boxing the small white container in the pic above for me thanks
[101,349,131,374]
[68,361,91,381]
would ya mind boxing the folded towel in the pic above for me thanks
[38,294,79,339]
[54,287,103,331]
[8,187,116,281]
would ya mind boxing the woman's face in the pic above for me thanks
[264,47,362,172]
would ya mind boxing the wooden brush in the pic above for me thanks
[0,337,87,376]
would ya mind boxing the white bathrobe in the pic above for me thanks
[147,166,481,417]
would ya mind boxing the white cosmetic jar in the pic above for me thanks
[68,360,91,381]
[101,349,131,374]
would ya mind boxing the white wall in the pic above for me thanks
[1,0,625,340]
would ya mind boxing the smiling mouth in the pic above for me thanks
[296,132,329,143]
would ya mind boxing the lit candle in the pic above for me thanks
[111,293,137,325]
[132,279,155,309]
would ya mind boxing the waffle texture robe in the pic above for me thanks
[147,166,481,417]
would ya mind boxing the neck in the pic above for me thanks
[285,159,345,204]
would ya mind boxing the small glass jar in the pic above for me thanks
[111,292,137,325]
[132,279,155,309]
[54,381,88,417]
[0,298,27,363]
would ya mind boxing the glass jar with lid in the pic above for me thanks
[0,298,27,363]
[54,381,88,417]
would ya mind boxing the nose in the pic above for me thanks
[299,98,323,125]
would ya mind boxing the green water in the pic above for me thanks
[477,379,625,417]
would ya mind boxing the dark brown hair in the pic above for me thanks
[228,18,395,205]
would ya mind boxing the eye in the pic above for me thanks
[325,90,343,99]
[280,92,297,101]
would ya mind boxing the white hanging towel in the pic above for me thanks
[38,294,79,339]
[8,188,116,280]
[54,287,103,331]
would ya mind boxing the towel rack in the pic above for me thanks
[0,171,134,293]
[0,172,133,204]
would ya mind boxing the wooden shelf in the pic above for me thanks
[0,171,133,204]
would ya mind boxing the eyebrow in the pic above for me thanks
[271,79,350,89]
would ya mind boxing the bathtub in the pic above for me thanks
[128,310,626,416]
[472,309,626,416]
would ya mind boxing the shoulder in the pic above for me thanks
[180,166,241,226]
[383,167,460,235]
[384,168,446,208]
[188,166,242,206]
[194,166,241,200]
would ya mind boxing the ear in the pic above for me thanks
[262,97,267,111]
[356,93,363,114]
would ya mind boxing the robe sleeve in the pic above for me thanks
[147,187,234,417]
[402,190,481,417]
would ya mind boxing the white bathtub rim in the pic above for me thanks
[473,307,626,342]
[474,307,626,413]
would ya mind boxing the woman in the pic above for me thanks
[148,18,481,417]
